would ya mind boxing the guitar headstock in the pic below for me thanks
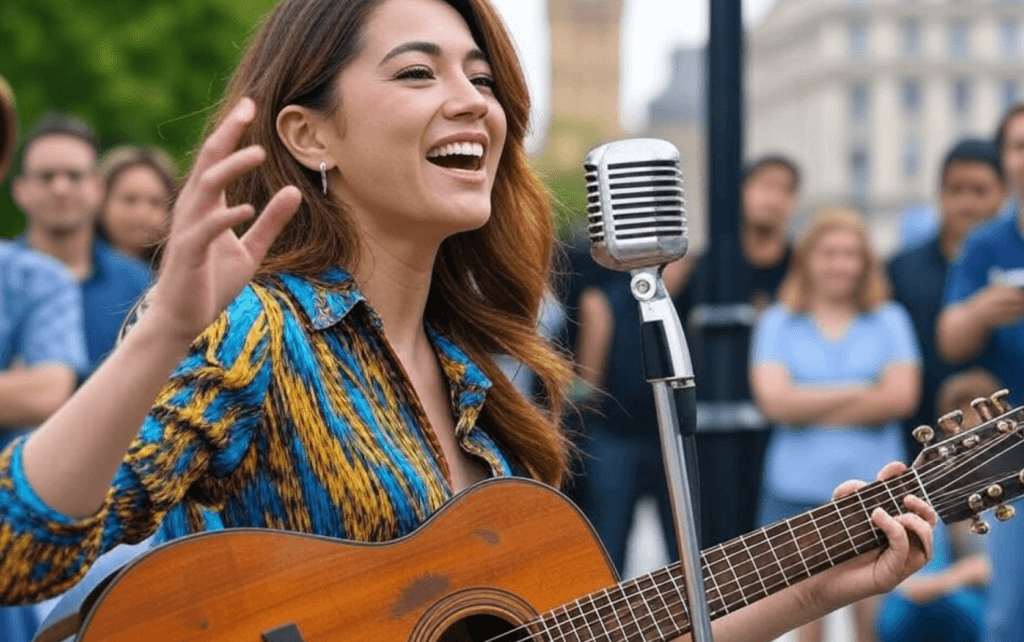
[911,389,1024,534]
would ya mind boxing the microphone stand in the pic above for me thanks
[629,266,714,642]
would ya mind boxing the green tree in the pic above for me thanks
[0,0,278,236]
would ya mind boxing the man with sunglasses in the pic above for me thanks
[11,114,151,377]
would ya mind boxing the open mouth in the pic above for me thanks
[426,141,485,171]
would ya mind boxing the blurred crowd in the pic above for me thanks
[556,102,1024,642]
[1,64,1023,642]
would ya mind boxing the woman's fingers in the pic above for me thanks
[241,186,302,262]
[904,494,938,527]
[190,98,257,179]
[187,145,266,210]
[895,510,934,561]
[180,204,257,260]
[875,461,908,482]
[831,479,867,501]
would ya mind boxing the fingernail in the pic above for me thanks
[237,98,255,121]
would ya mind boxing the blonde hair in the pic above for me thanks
[777,205,890,313]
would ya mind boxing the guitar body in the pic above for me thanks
[47,478,618,642]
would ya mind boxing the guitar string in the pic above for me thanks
[478,432,1024,642]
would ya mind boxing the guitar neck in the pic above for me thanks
[538,469,928,642]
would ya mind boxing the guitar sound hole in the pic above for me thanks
[438,614,525,642]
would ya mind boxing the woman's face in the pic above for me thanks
[324,0,507,248]
[806,227,866,302]
[102,165,170,258]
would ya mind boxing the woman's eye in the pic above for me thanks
[471,75,496,90]
[396,67,434,81]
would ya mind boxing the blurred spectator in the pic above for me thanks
[574,256,695,574]
[888,139,1005,460]
[896,203,937,252]
[11,114,151,376]
[682,155,799,547]
[938,103,1024,642]
[875,368,997,642]
[97,145,177,266]
[750,205,920,642]
[0,78,88,642]
[996,102,1024,213]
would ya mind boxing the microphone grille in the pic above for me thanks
[584,139,687,270]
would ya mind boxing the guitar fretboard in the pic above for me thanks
[535,470,927,642]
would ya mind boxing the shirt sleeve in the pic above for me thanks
[879,302,921,366]
[751,304,789,367]
[0,287,272,605]
[18,261,88,374]
[944,231,990,307]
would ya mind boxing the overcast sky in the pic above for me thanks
[489,0,778,144]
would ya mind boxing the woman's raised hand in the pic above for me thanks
[147,98,301,342]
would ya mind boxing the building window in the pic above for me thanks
[948,20,970,60]
[1004,80,1022,112]
[1000,18,1021,58]
[901,18,921,57]
[902,78,922,115]
[851,149,870,198]
[903,137,921,178]
[850,82,870,124]
[848,20,868,57]
[953,77,972,118]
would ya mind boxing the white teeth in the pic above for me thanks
[426,141,485,158]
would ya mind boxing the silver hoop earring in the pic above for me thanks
[319,160,329,196]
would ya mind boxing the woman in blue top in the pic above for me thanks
[751,205,922,642]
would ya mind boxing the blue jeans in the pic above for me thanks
[579,421,678,576]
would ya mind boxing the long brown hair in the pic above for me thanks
[191,0,572,486]
[777,205,890,313]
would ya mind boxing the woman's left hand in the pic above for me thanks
[813,461,938,607]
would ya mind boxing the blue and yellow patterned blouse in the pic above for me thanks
[0,268,514,604]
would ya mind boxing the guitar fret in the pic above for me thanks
[630,576,666,640]
[737,532,770,598]
[911,468,934,507]
[706,543,747,609]
[700,556,727,616]
[787,512,832,573]
[850,486,885,545]
[618,584,647,641]
[665,566,691,622]
[832,501,862,555]
[636,574,669,640]
[581,593,613,642]
[781,518,812,580]
[599,587,629,642]
[754,526,789,590]
[560,604,583,642]
[807,507,836,565]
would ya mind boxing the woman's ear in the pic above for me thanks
[276,105,334,171]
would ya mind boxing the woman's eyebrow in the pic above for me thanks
[380,41,488,66]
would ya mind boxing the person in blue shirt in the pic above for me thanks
[875,368,997,642]
[11,114,151,377]
[938,103,1024,642]
[888,139,1006,460]
[751,205,921,642]
[0,77,89,642]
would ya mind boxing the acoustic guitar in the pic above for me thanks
[34,392,1024,642]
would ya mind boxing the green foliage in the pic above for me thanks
[0,0,279,237]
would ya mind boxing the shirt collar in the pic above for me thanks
[275,267,492,394]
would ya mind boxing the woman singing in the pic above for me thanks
[0,1,935,640]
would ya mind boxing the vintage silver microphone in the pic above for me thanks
[585,138,714,642]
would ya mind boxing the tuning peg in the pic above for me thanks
[912,425,935,446]
[970,517,991,535]
[998,420,1017,434]
[938,409,965,436]
[996,504,1017,522]
[987,484,1005,500]
[963,434,980,448]
[1019,470,1024,486]
[968,493,984,511]
[971,398,996,422]
[991,389,1012,414]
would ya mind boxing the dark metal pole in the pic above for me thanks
[706,0,746,394]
